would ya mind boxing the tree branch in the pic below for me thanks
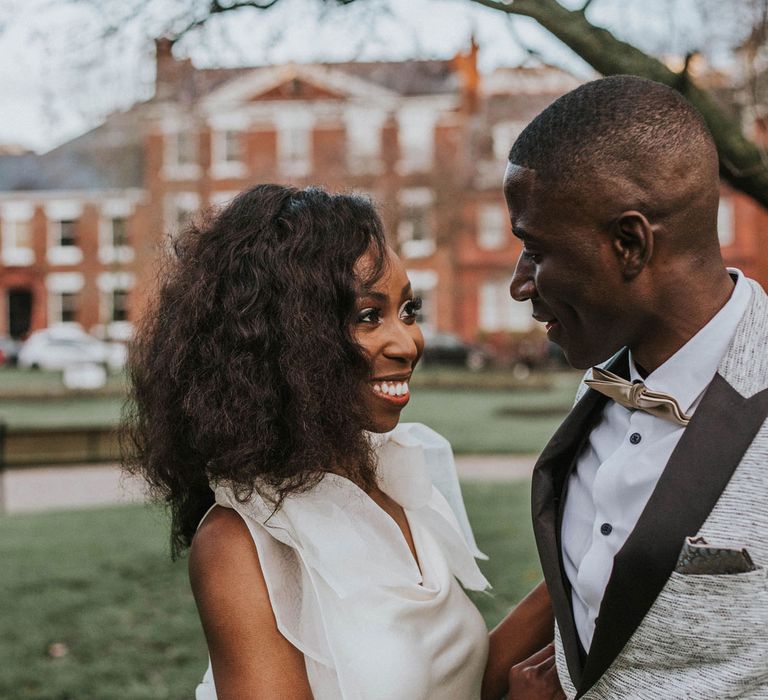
[468,0,768,209]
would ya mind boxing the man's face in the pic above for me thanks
[503,163,636,369]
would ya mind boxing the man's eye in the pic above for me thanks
[357,308,381,324]
[524,249,542,264]
[399,296,422,321]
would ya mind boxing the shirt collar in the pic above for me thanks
[628,268,752,413]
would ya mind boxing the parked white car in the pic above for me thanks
[17,325,126,371]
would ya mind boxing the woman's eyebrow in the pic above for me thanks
[358,289,387,303]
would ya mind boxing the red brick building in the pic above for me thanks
[1,39,766,358]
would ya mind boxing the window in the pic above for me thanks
[397,106,437,173]
[1,202,34,266]
[46,202,83,265]
[176,132,197,166]
[211,130,247,179]
[345,109,384,174]
[97,271,135,339]
[111,290,128,322]
[110,217,127,247]
[718,196,735,247]
[4,219,31,248]
[164,130,201,179]
[46,271,84,324]
[477,204,508,250]
[223,130,242,163]
[278,125,311,177]
[58,220,77,247]
[398,188,435,258]
[492,121,526,162]
[407,269,438,333]
[60,292,78,323]
[479,280,533,332]
[99,201,135,265]
[165,192,200,236]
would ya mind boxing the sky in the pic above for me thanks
[0,0,749,153]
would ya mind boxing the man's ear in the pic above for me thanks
[612,210,654,280]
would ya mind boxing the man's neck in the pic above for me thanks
[631,268,736,374]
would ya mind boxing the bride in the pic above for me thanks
[124,184,545,699]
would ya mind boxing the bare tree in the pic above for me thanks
[19,0,768,207]
[160,0,768,207]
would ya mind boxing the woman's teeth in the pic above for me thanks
[373,381,409,397]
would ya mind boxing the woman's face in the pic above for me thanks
[353,246,424,433]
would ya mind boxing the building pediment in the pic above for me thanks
[202,63,400,111]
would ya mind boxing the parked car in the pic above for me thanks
[420,331,491,371]
[0,336,22,366]
[17,325,126,371]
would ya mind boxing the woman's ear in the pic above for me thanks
[612,210,654,280]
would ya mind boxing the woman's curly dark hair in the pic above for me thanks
[123,184,389,557]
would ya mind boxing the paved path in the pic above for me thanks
[0,456,536,514]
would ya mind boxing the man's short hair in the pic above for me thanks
[508,75,717,185]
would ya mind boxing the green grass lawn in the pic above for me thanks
[0,481,539,699]
[0,370,581,453]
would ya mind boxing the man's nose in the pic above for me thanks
[509,255,536,301]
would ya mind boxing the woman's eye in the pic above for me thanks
[357,307,381,324]
[399,296,422,321]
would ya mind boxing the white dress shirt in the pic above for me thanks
[561,269,752,652]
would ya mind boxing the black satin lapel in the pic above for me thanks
[578,376,768,696]
[531,352,629,688]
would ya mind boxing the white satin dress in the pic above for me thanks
[195,423,490,699]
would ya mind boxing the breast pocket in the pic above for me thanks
[624,566,768,665]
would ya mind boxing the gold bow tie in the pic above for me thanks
[585,367,691,427]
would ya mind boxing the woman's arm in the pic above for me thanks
[481,579,555,700]
[189,506,313,700]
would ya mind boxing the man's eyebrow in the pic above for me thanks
[512,226,535,241]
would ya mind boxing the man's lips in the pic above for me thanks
[533,314,559,332]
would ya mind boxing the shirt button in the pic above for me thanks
[600,523,613,536]
[629,432,642,445]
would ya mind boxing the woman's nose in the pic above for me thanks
[385,322,422,362]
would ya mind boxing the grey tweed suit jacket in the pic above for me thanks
[531,278,768,699]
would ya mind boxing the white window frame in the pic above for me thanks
[46,201,83,265]
[479,279,533,332]
[165,192,201,236]
[718,196,735,247]
[46,272,84,325]
[396,105,437,174]
[98,271,135,338]
[1,201,35,266]
[477,204,508,250]
[163,130,202,180]
[344,108,385,175]
[98,200,135,265]
[398,188,435,259]
[277,123,312,178]
[492,121,526,163]
[211,129,247,179]
[407,269,438,334]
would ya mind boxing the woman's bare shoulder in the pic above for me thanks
[189,505,312,698]
[189,504,265,596]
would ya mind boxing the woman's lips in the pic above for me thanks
[372,380,410,406]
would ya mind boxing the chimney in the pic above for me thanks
[453,35,480,114]
[154,37,194,101]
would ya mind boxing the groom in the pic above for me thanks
[486,76,768,699]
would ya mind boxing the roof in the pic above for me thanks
[0,109,144,192]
